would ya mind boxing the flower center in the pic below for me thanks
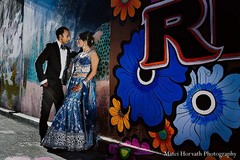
[118,110,124,117]
[159,129,168,140]
[192,90,216,115]
[121,0,129,3]
[137,67,155,85]
[119,147,131,159]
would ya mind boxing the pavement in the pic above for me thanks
[0,107,164,160]
[0,107,110,160]
[4,107,236,160]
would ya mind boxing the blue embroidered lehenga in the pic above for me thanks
[41,50,97,151]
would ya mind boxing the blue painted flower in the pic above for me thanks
[115,29,187,126]
[173,64,240,150]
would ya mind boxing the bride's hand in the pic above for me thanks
[72,84,82,92]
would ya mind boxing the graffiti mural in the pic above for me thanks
[1,0,239,158]
[110,0,239,159]
[0,0,110,139]
[0,0,23,110]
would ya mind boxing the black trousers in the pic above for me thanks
[39,79,64,140]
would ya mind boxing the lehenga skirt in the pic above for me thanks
[40,76,97,151]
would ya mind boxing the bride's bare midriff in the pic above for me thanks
[72,73,87,78]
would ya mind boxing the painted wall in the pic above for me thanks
[107,0,239,159]
[0,0,23,111]
[0,0,110,140]
[0,0,239,159]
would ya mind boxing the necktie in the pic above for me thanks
[61,45,66,50]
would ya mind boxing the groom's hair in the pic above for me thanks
[56,26,69,40]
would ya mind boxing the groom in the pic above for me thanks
[35,26,76,141]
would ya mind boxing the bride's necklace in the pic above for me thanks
[80,49,92,57]
[83,49,92,53]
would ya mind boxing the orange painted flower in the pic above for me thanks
[148,119,175,153]
[109,98,130,132]
[111,0,141,21]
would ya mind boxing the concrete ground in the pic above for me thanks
[0,107,164,160]
[0,107,108,160]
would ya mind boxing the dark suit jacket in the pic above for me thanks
[35,42,78,85]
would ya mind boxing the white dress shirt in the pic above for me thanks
[57,41,67,79]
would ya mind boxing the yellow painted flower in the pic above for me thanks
[111,0,141,21]
[109,98,130,132]
[148,119,175,153]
